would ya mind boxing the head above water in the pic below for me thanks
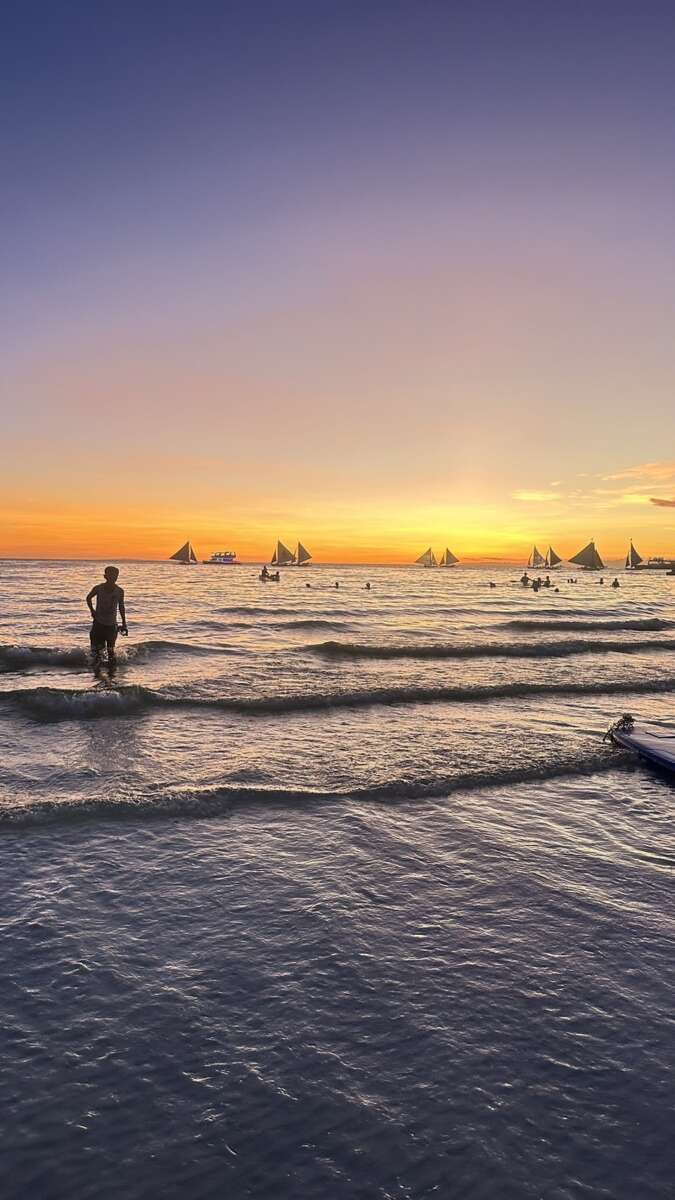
[104,566,120,583]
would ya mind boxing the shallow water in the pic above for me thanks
[2,560,674,1197]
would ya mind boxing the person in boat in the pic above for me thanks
[520,572,530,586]
[86,566,127,658]
[261,564,269,579]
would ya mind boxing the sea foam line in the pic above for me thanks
[310,636,675,660]
[503,617,671,632]
[0,752,633,827]
[0,640,237,673]
[5,675,675,721]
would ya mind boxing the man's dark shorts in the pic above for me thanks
[90,620,118,651]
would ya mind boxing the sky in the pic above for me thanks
[3,0,675,561]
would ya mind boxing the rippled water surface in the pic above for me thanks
[2,560,674,1198]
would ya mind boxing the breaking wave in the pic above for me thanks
[0,751,632,826]
[0,640,237,673]
[311,636,675,660]
[503,617,672,632]
[6,675,675,721]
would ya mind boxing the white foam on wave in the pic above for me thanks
[0,751,632,826]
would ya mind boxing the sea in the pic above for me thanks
[1,559,674,1199]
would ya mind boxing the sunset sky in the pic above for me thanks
[3,1,675,561]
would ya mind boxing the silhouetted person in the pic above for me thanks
[611,577,620,588]
[521,572,529,586]
[86,566,126,658]
[261,564,269,579]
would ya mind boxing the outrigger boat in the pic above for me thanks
[625,540,675,570]
[269,540,313,567]
[415,548,438,568]
[170,541,197,564]
[569,539,605,571]
[439,548,459,567]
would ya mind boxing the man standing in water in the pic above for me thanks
[86,566,127,657]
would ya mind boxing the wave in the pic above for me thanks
[276,618,351,631]
[0,640,236,673]
[6,674,675,721]
[0,645,91,671]
[503,617,672,632]
[0,751,633,827]
[311,636,675,661]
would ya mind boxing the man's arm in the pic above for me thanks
[86,586,98,620]
[118,588,127,632]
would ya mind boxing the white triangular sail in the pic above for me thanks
[626,540,643,569]
[270,549,277,565]
[528,545,545,569]
[415,547,436,567]
[296,541,312,565]
[569,540,605,570]
[275,540,296,566]
[545,546,562,567]
[440,548,459,566]
[170,540,197,563]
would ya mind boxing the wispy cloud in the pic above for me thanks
[604,461,675,482]
[650,497,675,507]
[512,491,561,502]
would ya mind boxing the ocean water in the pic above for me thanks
[1,559,674,1198]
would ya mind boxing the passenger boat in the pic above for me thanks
[203,550,239,564]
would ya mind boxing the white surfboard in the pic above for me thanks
[609,719,675,772]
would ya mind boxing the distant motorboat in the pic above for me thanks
[203,550,239,565]
[170,541,197,564]
[415,548,438,568]
[569,539,604,570]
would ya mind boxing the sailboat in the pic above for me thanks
[170,541,197,564]
[270,540,296,567]
[569,539,604,570]
[625,540,643,570]
[439,548,459,567]
[527,545,546,570]
[295,542,312,566]
[545,546,562,569]
[415,548,438,568]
